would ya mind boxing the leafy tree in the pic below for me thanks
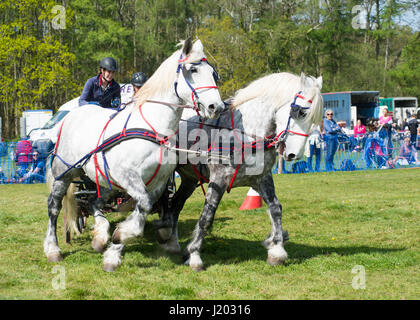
[0,0,78,138]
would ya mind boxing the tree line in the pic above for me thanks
[0,0,419,139]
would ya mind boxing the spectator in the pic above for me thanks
[378,107,395,159]
[306,124,322,172]
[337,121,353,151]
[18,151,46,184]
[353,119,366,152]
[0,166,6,184]
[323,109,342,171]
[15,137,33,177]
[418,121,420,149]
[392,137,418,165]
[403,114,418,149]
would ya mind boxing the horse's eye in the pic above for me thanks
[298,109,307,119]
[291,107,307,120]
[190,67,198,73]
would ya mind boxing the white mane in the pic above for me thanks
[232,72,323,124]
[131,40,206,111]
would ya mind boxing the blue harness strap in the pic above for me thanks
[53,127,165,182]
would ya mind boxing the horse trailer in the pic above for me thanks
[322,91,380,127]
[379,97,418,126]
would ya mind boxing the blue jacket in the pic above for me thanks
[33,159,46,176]
[79,75,121,108]
[323,118,341,137]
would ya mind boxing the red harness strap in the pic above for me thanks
[191,164,209,195]
[54,120,66,154]
[138,104,179,187]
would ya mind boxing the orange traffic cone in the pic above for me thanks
[239,188,262,210]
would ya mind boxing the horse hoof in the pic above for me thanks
[191,265,204,272]
[103,263,118,272]
[185,258,205,272]
[155,228,172,244]
[92,239,106,253]
[164,245,182,255]
[267,255,286,266]
[47,252,63,263]
[189,252,204,272]
[267,245,288,266]
[112,229,122,244]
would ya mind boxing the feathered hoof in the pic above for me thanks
[267,245,288,266]
[47,252,63,263]
[103,263,118,273]
[92,238,107,253]
[188,252,204,272]
[159,240,181,255]
[191,264,205,272]
[111,229,122,244]
[267,255,286,266]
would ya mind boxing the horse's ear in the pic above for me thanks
[316,76,323,89]
[182,37,193,56]
[192,39,204,53]
[300,72,305,86]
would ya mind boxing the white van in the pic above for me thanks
[29,84,135,144]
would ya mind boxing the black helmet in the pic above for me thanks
[99,57,118,72]
[131,72,148,87]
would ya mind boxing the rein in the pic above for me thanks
[52,54,220,197]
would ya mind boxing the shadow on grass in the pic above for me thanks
[60,216,406,269]
[283,242,405,265]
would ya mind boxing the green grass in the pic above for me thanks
[0,169,419,299]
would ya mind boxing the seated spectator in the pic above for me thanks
[18,151,46,184]
[392,137,418,166]
[15,137,33,177]
[337,121,352,151]
[353,119,366,152]
[0,166,6,184]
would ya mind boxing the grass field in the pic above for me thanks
[0,169,419,300]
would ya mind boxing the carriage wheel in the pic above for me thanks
[77,215,84,234]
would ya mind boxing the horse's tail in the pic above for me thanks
[46,155,81,237]
[46,157,55,194]
[62,182,81,237]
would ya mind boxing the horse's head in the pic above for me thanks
[175,38,225,119]
[275,73,323,161]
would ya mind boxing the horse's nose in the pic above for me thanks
[208,104,215,111]
[287,153,296,160]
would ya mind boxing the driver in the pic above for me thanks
[79,57,121,108]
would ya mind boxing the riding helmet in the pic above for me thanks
[131,72,148,87]
[99,57,118,72]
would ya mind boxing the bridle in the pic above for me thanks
[266,91,313,149]
[174,54,219,117]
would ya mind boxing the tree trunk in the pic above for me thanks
[383,36,389,92]
[375,0,380,60]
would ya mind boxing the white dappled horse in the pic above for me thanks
[44,39,224,272]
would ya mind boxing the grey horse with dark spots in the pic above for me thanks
[155,72,324,271]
